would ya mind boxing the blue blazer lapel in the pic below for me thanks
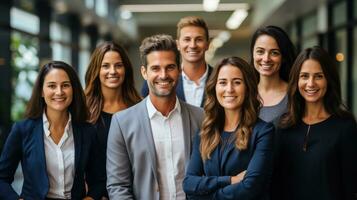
[176,75,186,102]
[32,118,50,190]
[72,124,81,173]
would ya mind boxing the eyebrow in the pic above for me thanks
[45,81,71,84]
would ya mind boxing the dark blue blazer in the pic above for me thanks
[183,119,274,200]
[0,117,102,200]
[141,65,213,107]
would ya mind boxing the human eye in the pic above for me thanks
[255,49,264,55]
[62,83,72,88]
[315,73,324,79]
[217,80,226,85]
[47,84,56,89]
[167,65,177,71]
[115,63,124,68]
[101,64,109,69]
[270,50,281,56]
[234,80,242,85]
[150,66,159,72]
[299,73,308,79]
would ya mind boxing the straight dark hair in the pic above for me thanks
[250,25,296,82]
[25,61,88,123]
[280,46,354,128]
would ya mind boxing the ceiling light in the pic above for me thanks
[226,9,248,30]
[120,3,249,12]
[203,0,220,12]
[120,10,132,20]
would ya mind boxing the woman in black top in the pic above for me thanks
[273,46,357,200]
[84,42,141,199]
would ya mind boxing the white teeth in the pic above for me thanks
[304,89,319,95]
[157,82,170,86]
[223,96,236,101]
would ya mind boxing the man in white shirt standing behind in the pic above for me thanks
[106,34,203,200]
[141,16,212,108]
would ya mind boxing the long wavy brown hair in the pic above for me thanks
[200,57,261,161]
[85,41,141,124]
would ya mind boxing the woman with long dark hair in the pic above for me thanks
[273,46,357,200]
[84,41,141,199]
[250,25,296,125]
[183,57,274,199]
[0,61,101,199]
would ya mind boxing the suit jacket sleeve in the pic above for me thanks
[183,133,231,196]
[140,81,149,97]
[106,114,134,200]
[0,123,22,200]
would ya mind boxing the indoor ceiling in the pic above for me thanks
[117,0,255,41]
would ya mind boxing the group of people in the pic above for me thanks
[0,15,356,200]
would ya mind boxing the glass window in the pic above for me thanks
[50,22,71,64]
[79,32,91,85]
[10,31,39,121]
[332,1,347,27]
[335,29,348,104]
[10,7,39,35]
[302,13,317,37]
[85,0,95,9]
[353,26,357,116]
[287,23,298,46]
[355,0,357,19]
[96,0,108,17]
[301,36,318,49]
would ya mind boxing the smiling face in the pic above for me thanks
[253,34,282,78]
[99,51,125,90]
[141,50,180,99]
[215,64,246,112]
[42,68,73,114]
[176,26,209,64]
[298,59,327,107]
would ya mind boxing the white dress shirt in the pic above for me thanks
[43,112,75,199]
[182,64,209,107]
[146,97,186,200]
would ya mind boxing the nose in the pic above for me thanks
[227,83,234,93]
[109,65,116,74]
[307,77,315,87]
[189,39,197,48]
[159,69,168,79]
[262,52,271,62]
[55,86,64,95]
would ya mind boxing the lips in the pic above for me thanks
[223,96,237,101]
[304,89,319,95]
[52,97,66,102]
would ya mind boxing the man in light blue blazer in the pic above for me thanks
[106,34,203,200]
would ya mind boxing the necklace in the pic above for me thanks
[302,124,311,152]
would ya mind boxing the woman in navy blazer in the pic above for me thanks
[0,61,102,200]
[183,57,274,200]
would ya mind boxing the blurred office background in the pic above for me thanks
[1,0,357,150]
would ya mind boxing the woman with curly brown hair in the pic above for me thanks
[183,57,274,199]
[84,41,141,199]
